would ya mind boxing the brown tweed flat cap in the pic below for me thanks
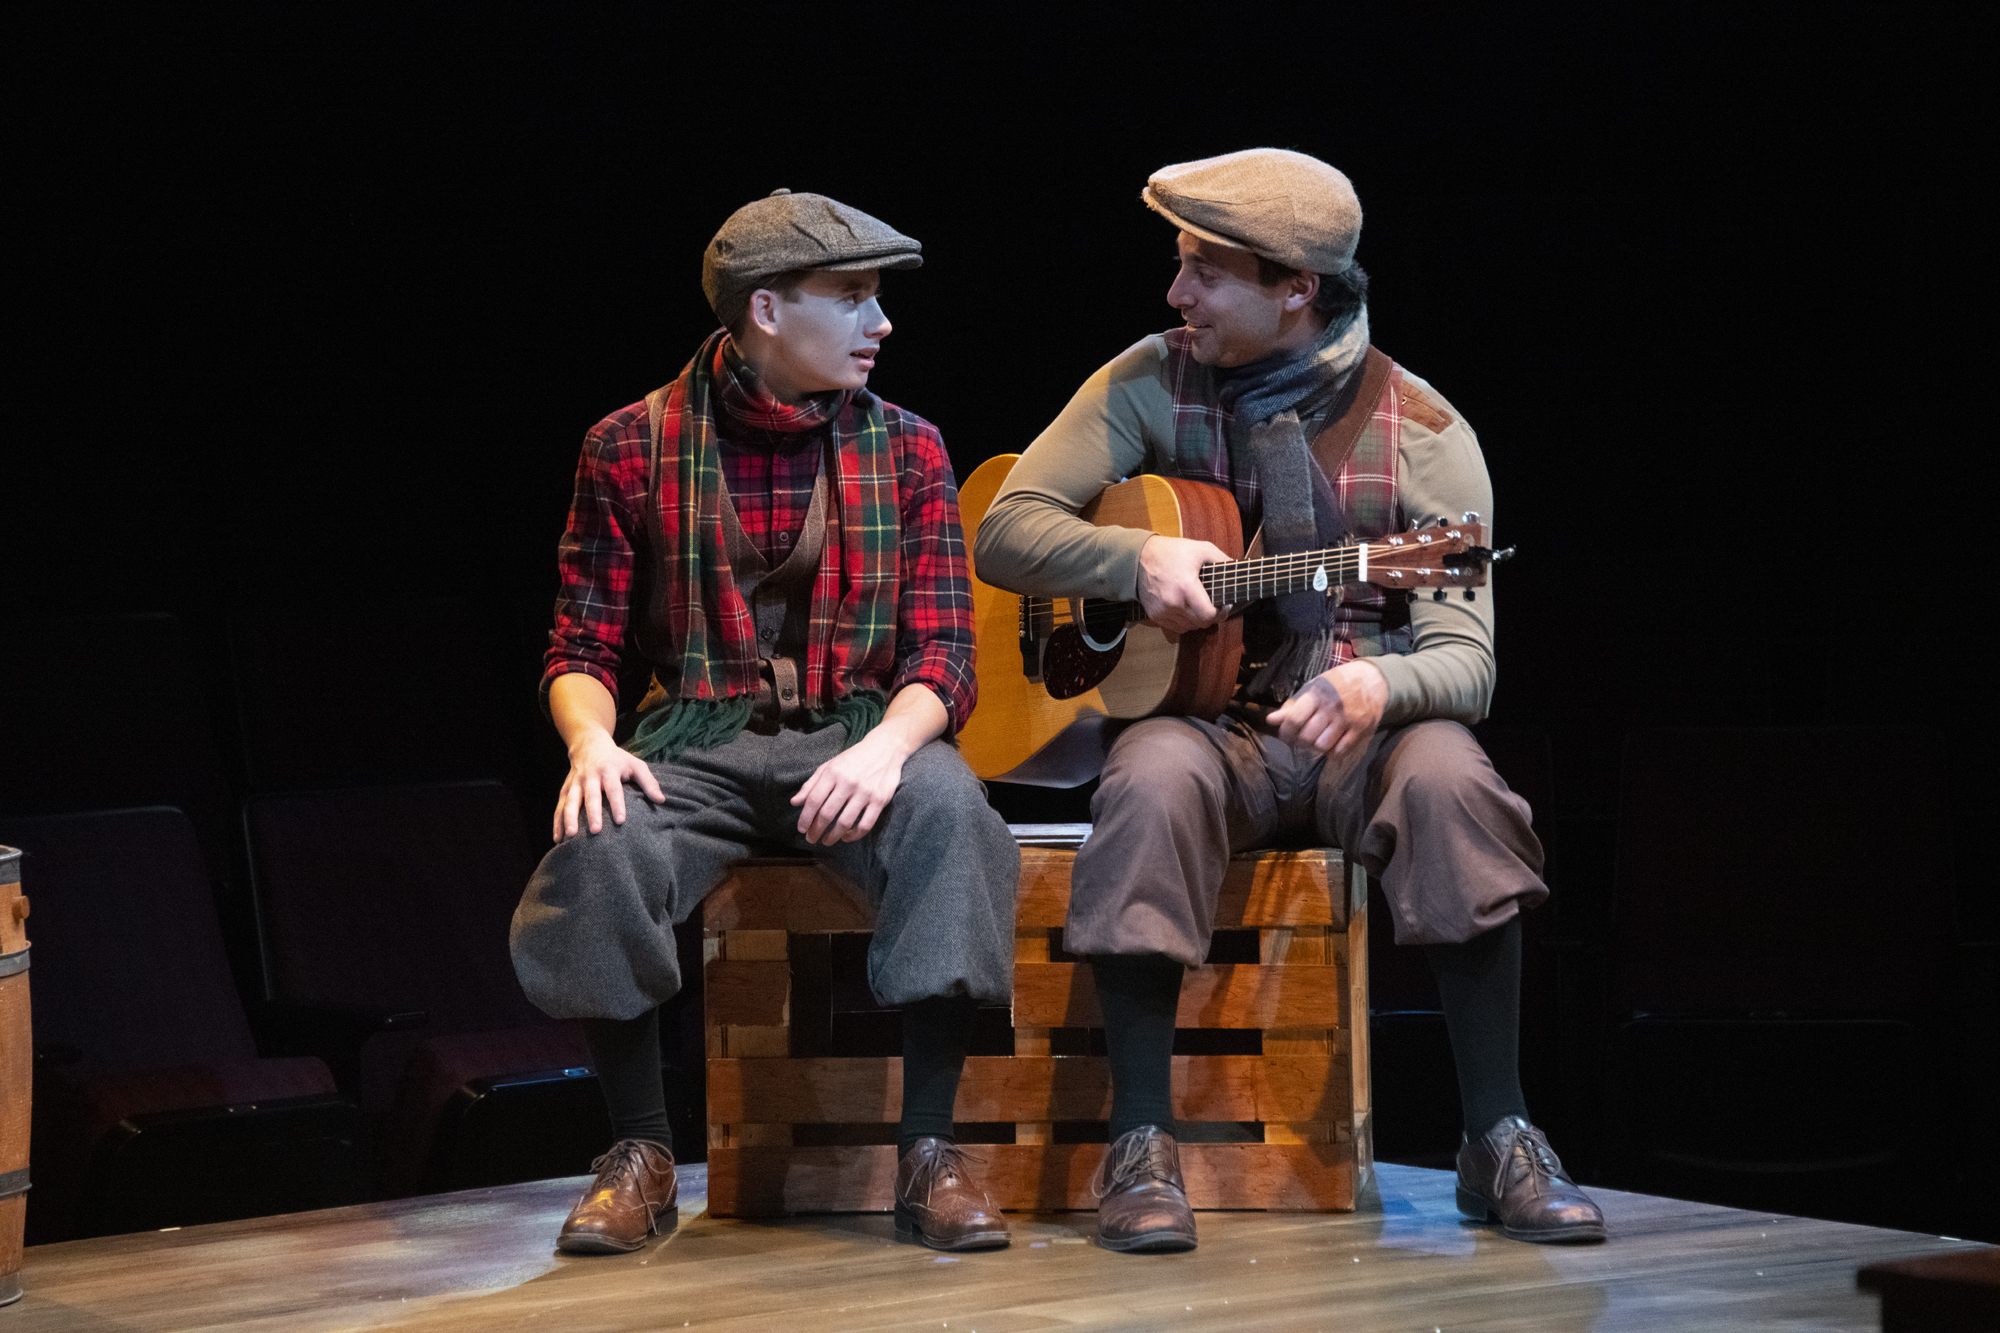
[1142,148,1361,275]
[702,189,922,326]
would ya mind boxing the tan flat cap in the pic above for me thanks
[702,189,922,325]
[1142,148,1361,275]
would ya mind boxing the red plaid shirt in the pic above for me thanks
[544,394,978,733]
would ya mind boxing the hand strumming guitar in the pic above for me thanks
[1136,534,1235,634]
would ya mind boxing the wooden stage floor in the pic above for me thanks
[11,1163,1989,1332]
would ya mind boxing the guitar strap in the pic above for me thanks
[1243,345,1393,562]
[1307,344,1394,483]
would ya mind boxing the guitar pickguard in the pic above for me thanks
[1040,623,1126,700]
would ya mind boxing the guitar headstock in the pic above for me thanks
[1365,517,1504,589]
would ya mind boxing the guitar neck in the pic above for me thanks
[1022,546,1367,638]
[1200,546,1366,603]
[1019,523,1492,638]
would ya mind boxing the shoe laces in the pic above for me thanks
[1501,1124,1569,1188]
[589,1139,665,1210]
[1093,1128,1179,1199]
[908,1140,974,1195]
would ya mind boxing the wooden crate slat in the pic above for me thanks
[700,836,1368,1215]
[707,1144,900,1217]
[705,959,793,1027]
[709,1054,1350,1124]
[704,841,1345,932]
[710,1057,900,1122]
[1014,849,1076,928]
[706,1142,1357,1216]
[703,864,876,932]
[1013,962,1342,1029]
[1016,850,1344,929]
[1222,851,1343,928]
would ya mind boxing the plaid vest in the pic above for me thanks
[1156,329,1414,668]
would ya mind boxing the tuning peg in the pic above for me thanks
[1463,588,1477,601]
[1461,511,1481,524]
[1432,588,1447,602]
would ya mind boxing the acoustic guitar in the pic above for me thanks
[957,453,1509,785]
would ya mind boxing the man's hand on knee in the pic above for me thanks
[556,732,666,840]
[548,672,664,840]
[790,682,948,846]
[1267,659,1388,758]
[791,730,907,845]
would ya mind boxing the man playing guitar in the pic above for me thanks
[972,148,1604,1252]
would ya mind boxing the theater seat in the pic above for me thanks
[242,780,625,1195]
[0,808,362,1241]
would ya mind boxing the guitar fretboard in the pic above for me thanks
[1018,540,1376,640]
[1015,526,1489,642]
[1199,545,1368,603]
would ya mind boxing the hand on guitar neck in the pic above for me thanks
[1136,534,1236,634]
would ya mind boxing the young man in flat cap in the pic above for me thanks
[975,149,1604,1251]
[513,189,1019,1255]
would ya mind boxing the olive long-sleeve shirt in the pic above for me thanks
[972,333,1502,728]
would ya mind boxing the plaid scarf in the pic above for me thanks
[627,329,899,761]
[1219,309,1370,644]
[1157,312,1411,699]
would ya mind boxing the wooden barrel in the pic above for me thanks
[1,844,27,1307]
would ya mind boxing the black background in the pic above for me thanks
[4,0,1996,1240]
[9,1,1989,911]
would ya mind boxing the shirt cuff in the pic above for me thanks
[1103,526,1154,601]
[1364,652,1424,729]
[539,660,619,717]
[892,669,967,738]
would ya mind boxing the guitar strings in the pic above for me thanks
[1202,547,1365,600]
[1021,549,1370,627]
[1021,599,1143,635]
[1021,534,1464,631]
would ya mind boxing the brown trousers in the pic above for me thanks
[1066,716,1547,965]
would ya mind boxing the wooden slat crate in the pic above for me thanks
[704,824,1371,1216]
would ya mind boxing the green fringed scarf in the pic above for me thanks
[626,331,899,762]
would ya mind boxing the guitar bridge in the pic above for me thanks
[1018,596,1044,681]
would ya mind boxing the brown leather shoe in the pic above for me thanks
[1456,1116,1607,1243]
[557,1139,679,1254]
[1095,1125,1197,1253]
[894,1138,1010,1250]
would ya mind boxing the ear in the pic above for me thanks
[1282,270,1320,314]
[748,288,783,338]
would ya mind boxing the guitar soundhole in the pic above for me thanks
[1041,624,1125,699]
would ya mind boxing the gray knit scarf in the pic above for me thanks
[1215,306,1371,698]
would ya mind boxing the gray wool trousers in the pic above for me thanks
[1066,715,1546,965]
[511,725,1021,1021]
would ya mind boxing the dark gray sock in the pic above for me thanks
[898,994,980,1155]
[1091,953,1183,1140]
[579,1007,674,1155]
[1425,915,1530,1137]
